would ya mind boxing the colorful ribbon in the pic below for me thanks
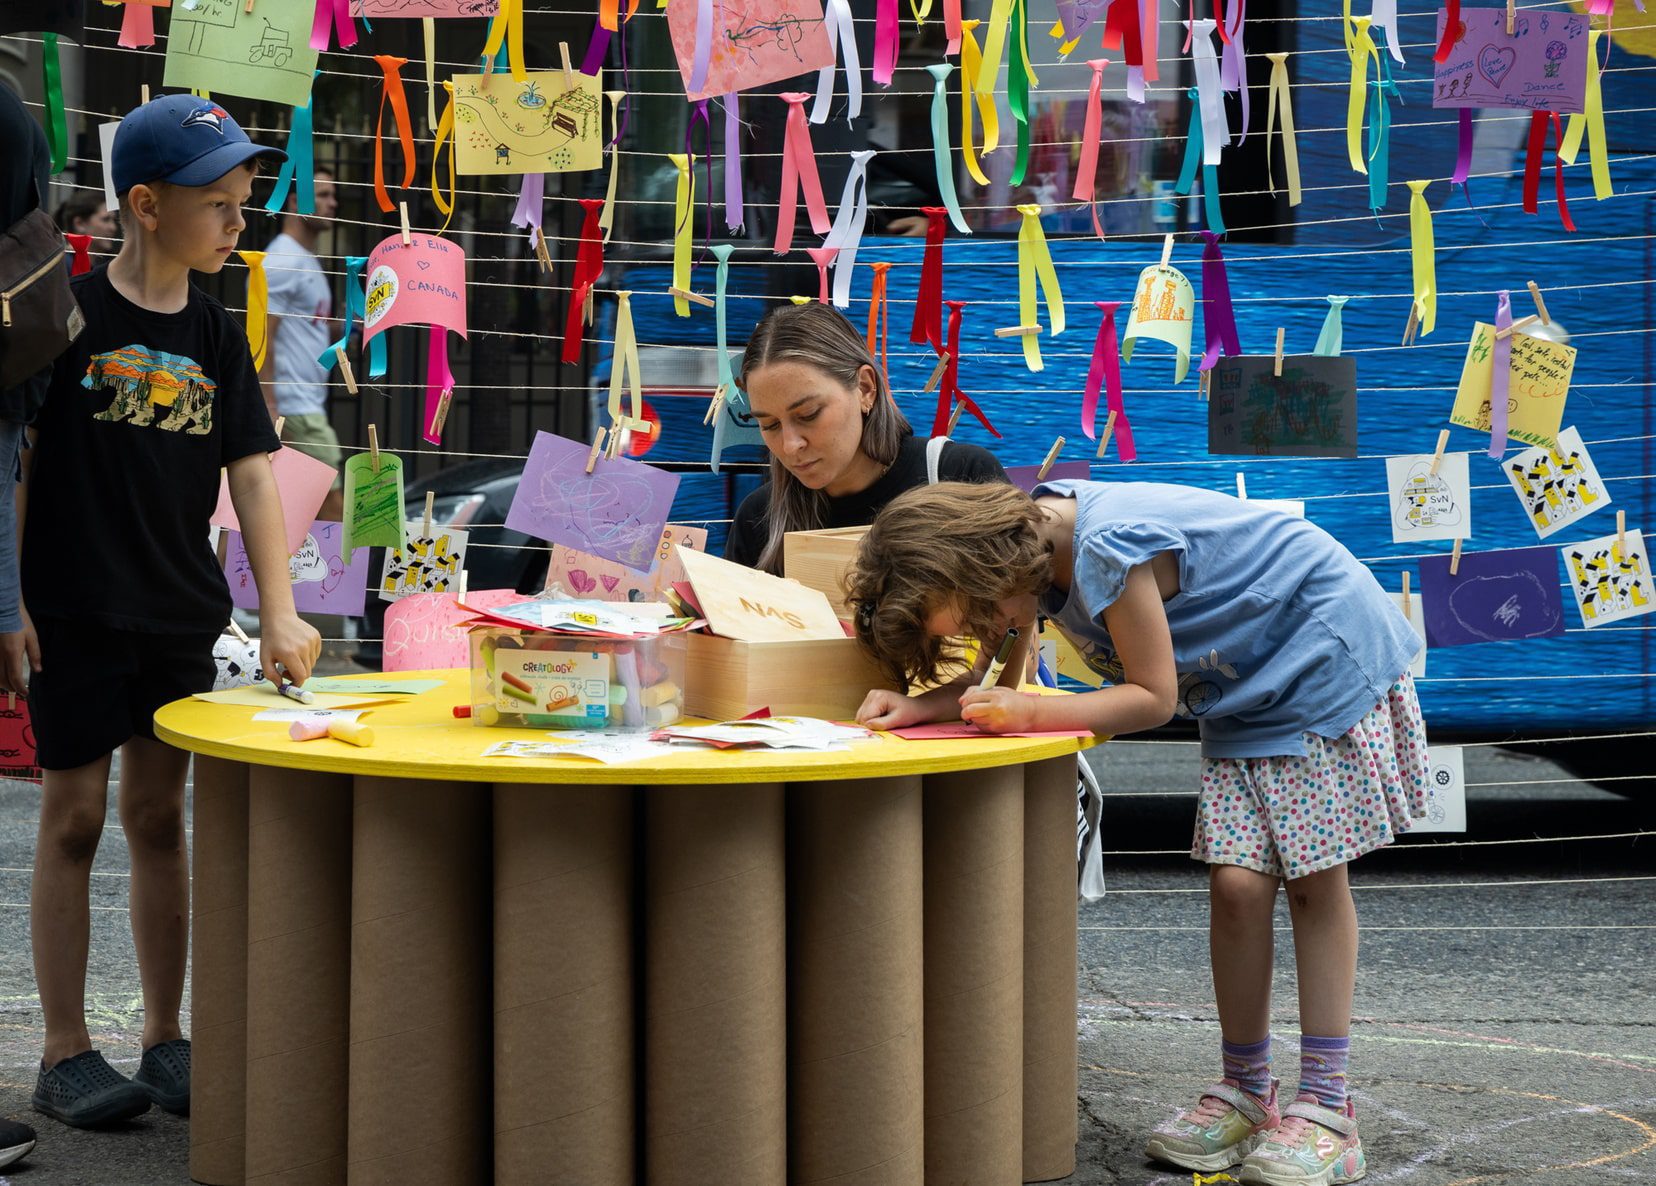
[1433,0,1460,63]
[875,0,900,85]
[1406,180,1436,339]
[1344,9,1380,176]
[1489,290,1513,457]
[867,261,893,377]
[424,327,454,446]
[1313,296,1349,357]
[1560,30,1611,202]
[1366,50,1398,211]
[826,150,874,309]
[938,301,1001,438]
[1188,20,1227,167]
[563,199,605,364]
[723,93,746,233]
[670,153,695,317]
[1015,205,1064,373]
[959,19,1001,187]
[945,0,964,53]
[1082,301,1134,460]
[608,291,643,431]
[310,0,357,52]
[910,208,948,354]
[814,0,863,124]
[1523,111,1575,232]
[774,94,831,254]
[512,173,545,238]
[372,56,416,213]
[1197,230,1239,374]
[598,91,626,242]
[424,18,438,130]
[1073,59,1110,239]
[927,64,972,234]
[65,234,91,276]
[41,33,65,175]
[317,256,382,381]
[1103,0,1147,101]
[119,2,155,48]
[429,81,456,234]
[482,0,527,82]
[1264,53,1301,207]
[807,248,838,304]
[688,0,714,97]
[1218,0,1249,143]
[1452,108,1474,190]
[1371,0,1404,63]
[264,75,319,217]
[1006,0,1036,184]
[1175,89,1226,234]
[710,244,764,472]
[239,251,269,372]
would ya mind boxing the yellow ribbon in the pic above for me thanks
[976,0,1015,98]
[670,152,694,318]
[239,250,268,371]
[429,81,456,234]
[423,18,437,131]
[1265,52,1302,208]
[1344,6,1378,176]
[482,0,526,83]
[909,0,933,24]
[1560,29,1610,201]
[608,291,644,431]
[1407,179,1436,338]
[960,19,1000,186]
[599,91,626,244]
[1016,204,1064,372]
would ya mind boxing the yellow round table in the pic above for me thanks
[157,669,1098,1186]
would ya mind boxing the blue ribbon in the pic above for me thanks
[709,244,765,473]
[317,256,385,381]
[265,72,320,216]
[1174,89,1226,234]
[1366,52,1399,213]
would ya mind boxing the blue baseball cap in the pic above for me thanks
[111,95,286,196]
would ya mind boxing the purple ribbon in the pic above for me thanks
[582,26,611,74]
[724,93,745,232]
[1489,290,1512,458]
[512,172,545,231]
[1198,230,1241,372]
[689,0,714,97]
[1219,0,1249,143]
[688,99,714,254]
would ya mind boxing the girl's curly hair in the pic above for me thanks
[847,482,1053,690]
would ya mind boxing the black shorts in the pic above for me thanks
[29,617,219,771]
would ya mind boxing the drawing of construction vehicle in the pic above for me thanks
[248,19,293,68]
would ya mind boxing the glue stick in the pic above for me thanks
[327,719,375,747]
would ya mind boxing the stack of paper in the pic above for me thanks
[657,716,872,752]
[463,597,697,638]
[483,736,675,764]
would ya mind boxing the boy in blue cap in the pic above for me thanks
[18,95,321,1129]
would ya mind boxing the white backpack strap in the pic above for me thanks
[1077,756,1106,903]
[925,435,950,485]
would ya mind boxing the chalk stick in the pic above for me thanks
[475,705,500,726]
[545,695,580,712]
[640,681,680,710]
[501,671,534,694]
[327,720,374,747]
[502,682,537,706]
[645,704,680,727]
[289,719,330,742]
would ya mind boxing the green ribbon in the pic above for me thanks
[42,32,67,175]
[1007,0,1032,186]
[1313,296,1349,357]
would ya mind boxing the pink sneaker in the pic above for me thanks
[1238,1094,1366,1186]
[1144,1079,1280,1173]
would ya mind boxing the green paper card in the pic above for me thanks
[163,0,319,107]
[342,453,407,556]
[302,677,444,695]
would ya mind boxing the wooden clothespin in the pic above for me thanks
[668,287,716,309]
[585,425,608,474]
[1527,281,1551,325]
[1506,0,1516,35]
[1402,300,1421,347]
[430,388,453,438]
[1616,509,1627,554]
[1096,409,1117,459]
[140,83,150,106]
[399,201,412,247]
[559,42,575,90]
[1429,429,1450,476]
[368,424,381,473]
[1235,472,1249,500]
[1036,436,1065,481]
[1495,314,1540,340]
[1199,369,1211,401]
[993,325,1043,339]
[532,226,553,273]
[273,415,285,439]
[226,618,252,644]
[1160,234,1174,268]
[458,568,469,599]
[1450,537,1464,576]
[1273,328,1286,377]
[336,346,358,395]
[702,384,726,426]
[605,422,626,460]
[1401,570,1413,621]
[583,289,595,326]
[245,0,256,13]
[922,352,950,395]
[947,402,965,435]
[422,491,434,537]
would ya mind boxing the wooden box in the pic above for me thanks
[783,526,870,620]
[682,632,897,721]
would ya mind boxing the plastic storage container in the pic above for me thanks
[468,626,687,731]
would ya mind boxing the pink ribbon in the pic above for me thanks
[1139,0,1158,82]
[310,0,357,52]
[424,328,455,446]
[1083,301,1135,461]
[808,247,839,303]
[724,93,745,231]
[944,0,963,54]
[874,0,900,86]
[773,93,831,254]
[119,2,154,48]
[1198,230,1241,372]
[1073,59,1110,241]
[1489,290,1512,458]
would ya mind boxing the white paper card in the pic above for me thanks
[1504,426,1612,540]
[1414,744,1467,833]
[1561,528,1654,627]
[1387,452,1471,544]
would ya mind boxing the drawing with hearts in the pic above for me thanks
[1433,7,1588,113]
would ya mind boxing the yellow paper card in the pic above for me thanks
[1450,323,1575,450]
[451,71,603,175]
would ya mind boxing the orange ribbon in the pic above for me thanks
[600,0,641,31]
[373,56,416,214]
[866,261,892,378]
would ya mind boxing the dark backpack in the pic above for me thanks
[0,207,83,389]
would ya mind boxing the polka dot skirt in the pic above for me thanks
[1191,673,1430,880]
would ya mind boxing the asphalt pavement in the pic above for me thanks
[0,728,1648,1185]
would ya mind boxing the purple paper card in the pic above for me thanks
[1433,7,1589,114]
[1417,546,1565,648]
[224,521,370,616]
[1055,0,1109,44]
[1005,461,1091,494]
[505,431,682,573]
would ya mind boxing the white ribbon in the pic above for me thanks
[812,0,863,125]
[1370,0,1404,64]
[826,150,874,309]
[1188,19,1228,168]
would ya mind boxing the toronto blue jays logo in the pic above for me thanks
[181,104,230,135]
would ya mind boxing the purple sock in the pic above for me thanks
[1299,1034,1351,1109]
[1221,1035,1273,1099]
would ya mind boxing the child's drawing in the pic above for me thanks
[1503,426,1611,540]
[342,454,407,555]
[1561,529,1653,627]
[544,525,708,601]
[224,521,370,616]
[1207,355,1359,459]
[1418,546,1565,648]
[668,0,834,101]
[212,632,264,691]
[452,72,604,175]
[380,525,469,603]
[1121,265,1195,383]
[1411,746,1467,833]
[1385,452,1471,544]
[353,0,499,15]
[1450,322,1575,450]
[383,589,520,671]
[1432,7,1588,113]
[163,1,319,106]
[504,432,681,572]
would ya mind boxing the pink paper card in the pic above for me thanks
[1433,7,1589,113]
[887,720,1096,741]
[668,0,835,102]
[363,233,469,343]
[353,0,500,15]
[209,445,338,558]
[383,588,520,671]
[544,525,709,600]
[505,431,682,572]
[224,521,370,617]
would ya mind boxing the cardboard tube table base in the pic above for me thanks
[493,783,636,1184]
[788,777,925,1185]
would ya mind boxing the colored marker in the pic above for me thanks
[977,627,1020,691]
[277,680,314,705]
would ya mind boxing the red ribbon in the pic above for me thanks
[1083,301,1134,460]
[65,233,91,276]
[910,207,948,354]
[774,93,831,254]
[1434,0,1461,64]
[867,261,892,378]
[562,198,606,364]
[937,301,1001,439]
[1523,110,1575,232]
[1104,0,1142,67]
[807,247,838,303]
[372,56,416,214]
[1073,59,1109,240]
